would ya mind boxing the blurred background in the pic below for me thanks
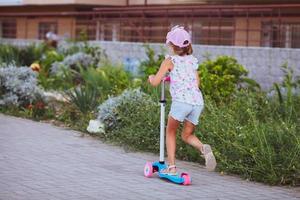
[0,0,300,48]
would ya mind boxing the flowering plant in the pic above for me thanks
[0,64,45,107]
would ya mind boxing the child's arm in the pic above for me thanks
[148,58,173,87]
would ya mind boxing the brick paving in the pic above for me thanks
[0,114,299,200]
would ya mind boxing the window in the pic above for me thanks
[0,19,16,38]
[75,16,96,40]
[291,24,300,48]
[197,20,234,46]
[261,22,300,48]
[97,22,120,41]
[38,22,57,40]
[140,19,168,43]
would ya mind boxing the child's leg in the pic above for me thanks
[181,120,217,171]
[181,120,203,152]
[165,116,180,172]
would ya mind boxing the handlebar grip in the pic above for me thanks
[163,76,171,82]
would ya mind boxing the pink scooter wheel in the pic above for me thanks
[181,173,191,185]
[144,162,153,178]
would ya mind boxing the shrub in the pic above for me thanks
[97,65,133,96]
[37,50,65,90]
[100,86,299,185]
[57,41,86,56]
[0,43,48,66]
[79,65,133,99]
[197,90,300,186]
[199,55,260,102]
[0,44,19,65]
[50,52,95,75]
[0,64,44,107]
[48,52,96,89]
[97,89,157,132]
[272,63,300,119]
[65,85,100,114]
[57,41,105,64]
[139,44,165,81]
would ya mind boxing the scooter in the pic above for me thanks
[143,76,192,185]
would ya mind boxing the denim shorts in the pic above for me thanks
[169,101,204,125]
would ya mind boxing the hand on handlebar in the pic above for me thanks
[148,75,155,84]
[163,76,171,82]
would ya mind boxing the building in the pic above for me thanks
[0,0,300,48]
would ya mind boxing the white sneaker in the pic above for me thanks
[202,144,217,171]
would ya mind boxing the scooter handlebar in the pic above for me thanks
[163,76,171,82]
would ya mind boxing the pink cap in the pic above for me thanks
[166,25,191,48]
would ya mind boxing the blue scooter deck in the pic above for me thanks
[152,162,185,184]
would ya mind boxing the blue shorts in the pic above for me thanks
[169,101,204,125]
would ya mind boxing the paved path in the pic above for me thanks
[0,114,299,200]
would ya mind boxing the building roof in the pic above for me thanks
[1,0,300,7]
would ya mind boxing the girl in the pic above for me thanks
[148,26,216,175]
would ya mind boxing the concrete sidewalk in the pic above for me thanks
[0,114,299,200]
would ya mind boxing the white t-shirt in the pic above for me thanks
[168,55,204,106]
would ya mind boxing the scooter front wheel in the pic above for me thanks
[144,162,153,178]
[181,173,191,185]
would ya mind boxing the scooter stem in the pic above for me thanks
[159,80,166,163]
[159,76,170,163]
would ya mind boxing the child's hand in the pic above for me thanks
[148,75,155,84]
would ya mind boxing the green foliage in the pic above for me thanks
[79,66,110,93]
[79,65,133,99]
[199,55,260,102]
[101,90,161,152]
[0,43,48,66]
[273,63,299,119]
[0,44,19,65]
[98,65,133,96]
[19,43,49,66]
[2,40,299,186]
[38,50,64,89]
[53,101,92,132]
[65,85,100,114]
[103,87,299,186]
[198,91,300,186]
[139,44,165,81]
[39,41,107,91]
[65,64,133,115]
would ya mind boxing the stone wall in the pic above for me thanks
[1,39,300,90]
[93,41,300,90]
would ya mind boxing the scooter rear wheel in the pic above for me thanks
[144,162,153,178]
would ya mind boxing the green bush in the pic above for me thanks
[199,55,260,102]
[139,44,165,81]
[37,41,106,91]
[97,65,133,97]
[273,63,300,119]
[198,90,299,185]
[38,50,65,89]
[80,65,133,99]
[139,46,259,103]
[65,65,134,116]
[98,89,161,152]
[102,88,299,186]
[0,43,48,66]
[0,44,19,65]
[65,85,100,114]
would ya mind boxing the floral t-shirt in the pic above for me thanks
[168,55,204,106]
